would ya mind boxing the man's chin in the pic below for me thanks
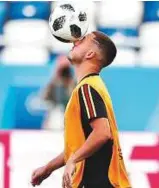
[67,53,73,63]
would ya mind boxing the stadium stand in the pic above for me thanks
[0,2,8,50]
[139,2,159,66]
[0,2,7,35]
[0,2,51,65]
[1,1,159,66]
[8,1,51,20]
[97,1,143,66]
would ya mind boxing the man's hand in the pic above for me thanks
[31,152,65,186]
[31,166,52,187]
[62,159,76,188]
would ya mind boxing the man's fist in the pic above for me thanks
[31,166,52,186]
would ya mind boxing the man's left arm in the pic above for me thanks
[69,117,111,163]
[63,118,111,188]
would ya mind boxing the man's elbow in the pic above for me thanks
[91,118,112,143]
[102,131,111,142]
[97,129,111,143]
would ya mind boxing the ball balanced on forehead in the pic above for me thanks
[49,3,89,43]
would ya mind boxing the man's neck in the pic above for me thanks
[74,61,100,83]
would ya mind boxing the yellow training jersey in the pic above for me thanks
[64,73,131,188]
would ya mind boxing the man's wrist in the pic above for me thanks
[68,154,77,164]
[45,164,54,174]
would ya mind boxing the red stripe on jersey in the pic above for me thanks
[83,84,94,118]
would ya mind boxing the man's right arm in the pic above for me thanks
[31,152,65,186]
[45,151,65,173]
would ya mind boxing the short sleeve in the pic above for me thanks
[78,84,107,122]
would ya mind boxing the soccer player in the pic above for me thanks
[31,31,131,188]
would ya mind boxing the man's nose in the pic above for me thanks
[73,40,80,46]
[73,39,82,46]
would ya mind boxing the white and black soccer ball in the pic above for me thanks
[49,3,89,43]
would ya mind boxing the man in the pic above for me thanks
[31,31,131,188]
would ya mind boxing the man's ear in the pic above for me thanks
[85,50,96,59]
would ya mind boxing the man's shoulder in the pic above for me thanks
[76,76,105,90]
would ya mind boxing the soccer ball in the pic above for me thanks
[49,3,89,43]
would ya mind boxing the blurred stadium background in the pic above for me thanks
[0,1,159,188]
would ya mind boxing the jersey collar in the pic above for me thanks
[79,73,99,84]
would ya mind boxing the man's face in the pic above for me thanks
[68,33,97,64]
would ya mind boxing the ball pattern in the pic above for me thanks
[78,12,87,21]
[53,35,70,43]
[70,24,81,38]
[60,4,75,12]
[53,15,66,31]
